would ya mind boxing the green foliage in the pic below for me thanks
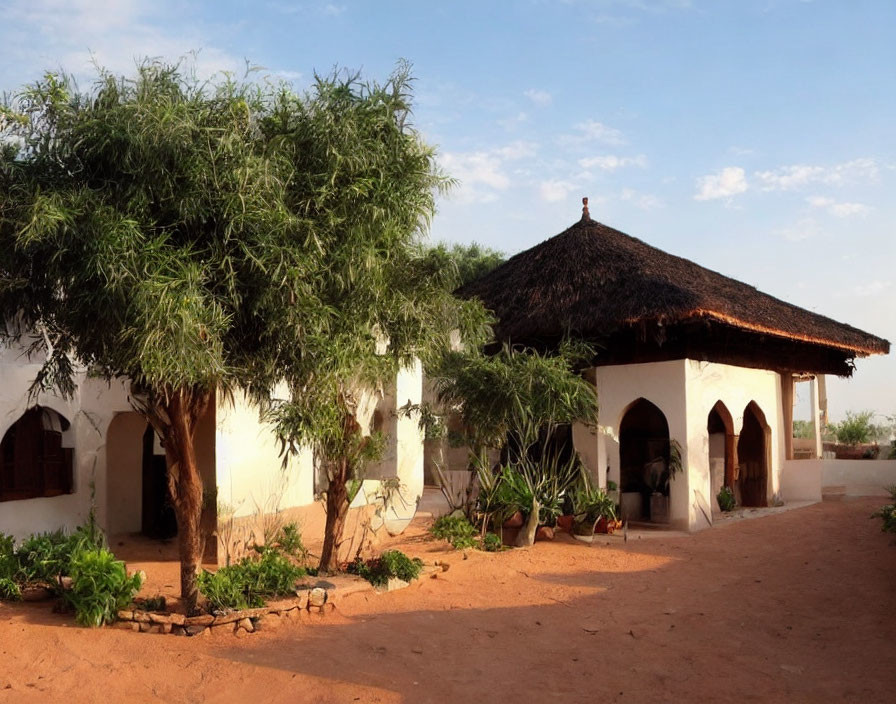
[571,478,617,525]
[431,514,478,549]
[792,420,815,439]
[717,486,736,512]
[0,578,21,601]
[198,549,306,612]
[431,343,597,452]
[63,548,143,627]
[829,411,885,446]
[0,59,491,579]
[427,242,505,288]
[348,550,423,587]
[141,595,167,612]
[480,532,503,552]
[870,486,896,534]
[274,523,308,564]
[15,526,103,589]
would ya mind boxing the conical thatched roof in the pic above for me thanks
[459,213,889,360]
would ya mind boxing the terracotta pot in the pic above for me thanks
[556,515,574,531]
[503,511,524,529]
[595,516,610,534]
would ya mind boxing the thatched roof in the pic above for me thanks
[459,212,889,363]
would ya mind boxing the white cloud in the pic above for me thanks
[806,196,870,218]
[694,166,748,201]
[578,154,647,171]
[440,141,537,204]
[524,89,552,107]
[774,217,819,242]
[539,179,578,203]
[620,188,663,210]
[322,4,346,16]
[0,0,243,86]
[755,158,879,191]
[558,119,625,147]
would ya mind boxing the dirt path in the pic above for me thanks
[1,498,894,703]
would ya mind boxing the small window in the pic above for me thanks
[0,407,73,502]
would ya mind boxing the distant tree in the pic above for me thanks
[428,242,505,288]
[0,61,487,607]
[792,420,815,439]
[828,410,886,446]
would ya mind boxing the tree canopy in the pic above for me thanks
[0,60,488,601]
[427,242,505,288]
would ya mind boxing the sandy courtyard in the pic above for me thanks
[1,497,894,703]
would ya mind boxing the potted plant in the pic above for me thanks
[571,478,617,540]
[644,439,683,525]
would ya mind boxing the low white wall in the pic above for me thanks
[781,459,822,502]
[820,459,896,497]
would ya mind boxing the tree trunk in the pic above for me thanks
[158,388,210,615]
[319,461,350,573]
[515,496,540,547]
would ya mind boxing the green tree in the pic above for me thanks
[829,410,885,446]
[0,61,486,606]
[428,342,598,545]
[427,242,505,288]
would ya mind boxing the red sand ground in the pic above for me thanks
[1,497,894,703]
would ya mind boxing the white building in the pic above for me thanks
[0,337,425,563]
[455,203,890,530]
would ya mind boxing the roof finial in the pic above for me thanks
[581,196,590,221]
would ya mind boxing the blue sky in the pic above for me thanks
[1,0,893,422]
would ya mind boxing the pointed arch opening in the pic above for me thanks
[619,398,670,522]
[736,401,770,507]
[707,401,735,514]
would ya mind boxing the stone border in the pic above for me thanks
[111,566,439,637]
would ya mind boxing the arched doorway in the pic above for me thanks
[106,413,176,538]
[707,401,735,514]
[736,402,769,507]
[619,398,670,521]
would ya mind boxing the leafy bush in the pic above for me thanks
[0,577,21,601]
[481,532,502,552]
[829,410,883,446]
[198,550,306,611]
[571,481,616,524]
[431,514,478,549]
[64,547,143,627]
[871,486,896,534]
[717,486,736,512]
[348,550,423,587]
[275,523,308,563]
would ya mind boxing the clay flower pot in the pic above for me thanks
[503,511,524,529]
[556,515,574,531]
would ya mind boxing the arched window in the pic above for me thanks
[0,407,73,502]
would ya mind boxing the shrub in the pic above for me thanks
[430,514,478,549]
[275,523,308,563]
[829,410,882,446]
[480,532,502,552]
[717,486,736,512]
[198,550,306,611]
[0,577,21,601]
[64,547,143,627]
[348,550,423,587]
[871,486,896,535]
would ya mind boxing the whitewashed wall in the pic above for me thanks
[591,359,785,532]
[0,341,133,539]
[683,360,784,530]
